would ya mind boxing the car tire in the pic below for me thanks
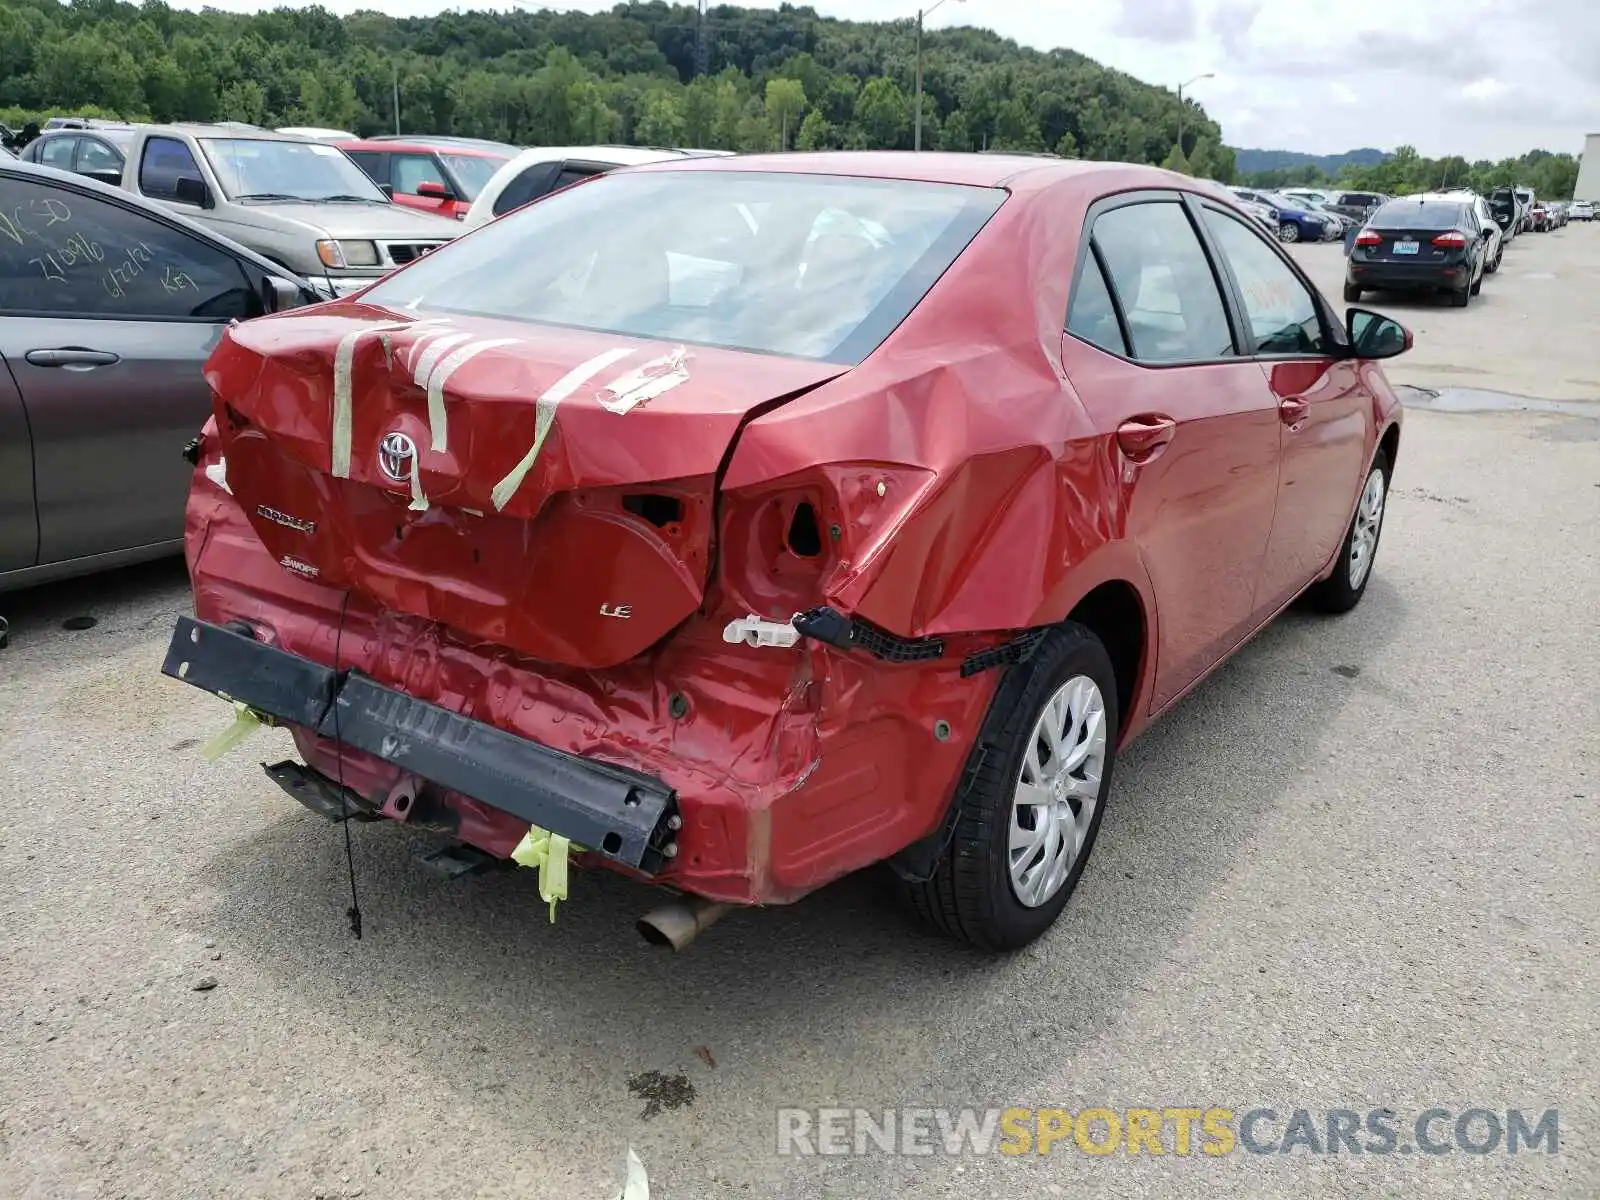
[901,623,1119,952]
[1305,449,1390,614]
[1343,282,1363,302]
[1278,222,1300,243]
[1487,248,1501,274]
[1451,280,1471,307]
[1470,266,1483,295]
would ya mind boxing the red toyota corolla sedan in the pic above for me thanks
[166,153,1408,952]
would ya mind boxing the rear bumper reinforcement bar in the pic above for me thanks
[162,616,680,874]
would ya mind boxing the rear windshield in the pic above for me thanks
[360,170,1005,364]
[1372,200,1467,229]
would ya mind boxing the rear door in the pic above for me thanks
[1059,192,1282,711]
[0,171,265,564]
[1197,202,1370,610]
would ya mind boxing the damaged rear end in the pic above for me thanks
[169,165,1016,916]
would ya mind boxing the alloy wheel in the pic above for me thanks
[1008,675,1108,908]
[1348,467,1386,589]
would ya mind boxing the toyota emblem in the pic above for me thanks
[378,431,417,483]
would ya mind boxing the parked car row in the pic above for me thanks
[1227,186,1346,243]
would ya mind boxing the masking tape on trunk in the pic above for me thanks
[596,346,691,415]
[330,322,411,478]
[425,338,519,453]
[491,346,636,511]
[409,331,473,392]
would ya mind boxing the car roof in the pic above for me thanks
[358,135,519,155]
[336,137,513,157]
[624,150,1175,195]
[134,123,310,142]
[0,157,307,281]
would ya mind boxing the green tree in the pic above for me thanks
[941,109,972,152]
[635,90,687,146]
[1160,144,1192,175]
[795,109,833,151]
[764,77,807,151]
[853,77,909,149]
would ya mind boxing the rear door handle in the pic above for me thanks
[1279,397,1309,429]
[25,348,121,370]
[1116,415,1177,463]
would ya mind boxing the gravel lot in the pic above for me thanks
[2,223,1596,1200]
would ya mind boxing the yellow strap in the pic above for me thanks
[510,824,578,922]
[199,703,263,762]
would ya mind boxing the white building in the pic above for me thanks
[1576,133,1600,202]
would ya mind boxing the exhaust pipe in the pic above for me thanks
[637,897,730,951]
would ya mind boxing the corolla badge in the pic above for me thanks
[378,431,417,483]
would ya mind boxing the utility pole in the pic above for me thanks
[913,0,964,151]
[694,0,710,79]
[392,62,401,136]
[1175,72,1214,157]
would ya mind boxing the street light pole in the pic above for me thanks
[1176,71,1214,157]
[913,0,964,151]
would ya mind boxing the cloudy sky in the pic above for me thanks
[189,0,1598,159]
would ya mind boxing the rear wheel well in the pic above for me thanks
[1066,582,1145,732]
[1378,423,1400,476]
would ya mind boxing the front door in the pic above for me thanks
[1062,195,1282,712]
[0,171,260,565]
[1197,203,1372,612]
[0,355,34,572]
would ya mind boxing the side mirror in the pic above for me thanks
[174,176,213,209]
[379,183,394,199]
[1347,308,1411,360]
[260,275,309,313]
[415,180,453,200]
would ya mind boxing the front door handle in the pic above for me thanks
[1116,415,1177,463]
[1279,397,1309,430]
[26,347,121,370]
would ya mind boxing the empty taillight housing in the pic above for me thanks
[718,481,837,615]
[1355,230,1382,247]
[1431,231,1468,249]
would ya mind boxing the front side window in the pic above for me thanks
[76,138,123,175]
[1089,201,1235,363]
[0,176,258,320]
[391,153,447,196]
[439,152,506,201]
[365,170,1005,365]
[1202,207,1327,356]
[139,136,203,200]
[200,138,388,203]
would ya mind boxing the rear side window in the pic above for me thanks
[344,150,388,184]
[139,136,203,200]
[1089,201,1235,363]
[0,176,258,320]
[1202,208,1327,356]
[1371,201,1467,229]
[1065,250,1127,356]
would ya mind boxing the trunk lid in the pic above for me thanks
[1363,226,1462,262]
[205,303,844,668]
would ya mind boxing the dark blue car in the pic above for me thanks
[1229,187,1340,244]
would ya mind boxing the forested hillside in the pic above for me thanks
[0,0,1233,172]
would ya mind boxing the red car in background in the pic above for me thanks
[338,135,516,220]
[164,154,1409,952]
